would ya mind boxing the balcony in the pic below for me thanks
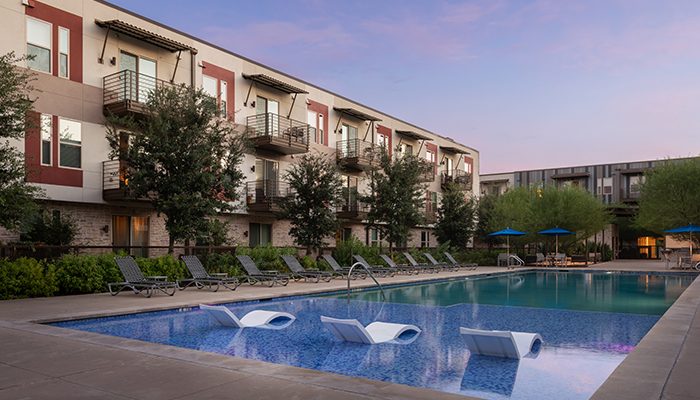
[336,139,380,171]
[418,160,436,182]
[620,189,641,203]
[102,160,145,201]
[103,70,172,118]
[336,200,370,221]
[441,169,473,191]
[246,113,312,155]
[246,180,294,214]
[423,204,438,224]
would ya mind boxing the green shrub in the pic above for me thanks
[300,255,317,270]
[0,258,57,299]
[136,255,187,281]
[201,252,241,276]
[54,255,104,295]
[333,237,381,266]
[237,245,297,272]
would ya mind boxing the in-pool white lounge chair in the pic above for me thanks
[199,304,295,329]
[460,327,542,359]
[321,316,421,344]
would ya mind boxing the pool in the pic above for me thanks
[53,271,696,400]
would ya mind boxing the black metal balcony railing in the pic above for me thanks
[246,113,312,154]
[103,70,172,111]
[441,169,473,190]
[245,180,294,212]
[336,139,380,170]
[418,159,436,182]
[423,203,438,223]
[621,188,641,202]
[336,199,370,220]
[102,160,145,201]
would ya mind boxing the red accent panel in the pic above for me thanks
[425,142,438,173]
[307,99,329,146]
[26,1,83,83]
[464,156,474,174]
[377,124,392,157]
[202,61,235,120]
[25,111,83,188]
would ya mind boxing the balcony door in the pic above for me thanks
[341,175,359,210]
[255,159,279,200]
[120,51,156,103]
[256,96,279,136]
[340,124,358,157]
[112,215,149,257]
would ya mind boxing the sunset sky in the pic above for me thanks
[110,0,700,173]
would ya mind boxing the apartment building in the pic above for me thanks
[480,157,696,259]
[0,0,479,252]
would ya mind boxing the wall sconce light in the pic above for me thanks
[243,230,249,237]
[109,57,116,66]
[250,101,256,108]
[250,165,255,172]
[101,225,109,234]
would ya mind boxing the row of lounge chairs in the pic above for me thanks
[109,251,478,297]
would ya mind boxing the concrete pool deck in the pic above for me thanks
[0,261,696,399]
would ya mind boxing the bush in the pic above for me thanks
[136,255,188,281]
[300,255,317,270]
[20,210,78,245]
[237,245,297,272]
[333,237,381,266]
[0,258,57,299]
[200,252,241,276]
[54,255,104,295]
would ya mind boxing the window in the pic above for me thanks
[425,149,436,164]
[219,80,227,117]
[400,143,413,156]
[58,27,69,78]
[249,223,272,247]
[444,157,453,176]
[378,132,389,149]
[318,114,324,145]
[307,110,325,145]
[203,75,227,117]
[420,231,430,248]
[40,114,52,165]
[58,118,81,168]
[113,216,150,258]
[203,75,217,99]
[27,18,51,73]
[368,228,380,246]
[629,175,644,195]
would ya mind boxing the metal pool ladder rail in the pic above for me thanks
[347,262,386,301]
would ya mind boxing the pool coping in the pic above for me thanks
[1,263,698,399]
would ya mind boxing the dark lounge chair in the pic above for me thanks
[281,255,332,283]
[236,255,290,287]
[444,252,478,270]
[321,254,366,279]
[424,253,452,272]
[353,254,395,277]
[178,255,239,291]
[403,252,440,273]
[109,256,178,297]
[379,254,420,275]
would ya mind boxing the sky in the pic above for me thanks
[109,0,700,173]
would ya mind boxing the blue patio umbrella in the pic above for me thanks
[488,228,526,255]
[664,224,700,254]
[538,227,574,254]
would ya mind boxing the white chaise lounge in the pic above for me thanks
[321,316,421,344]
[199,304,295,329]
[460,327,542,359]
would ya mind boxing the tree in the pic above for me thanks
[475,193,499,248]
[489,186,610,251]
[106,84,245,252]
[278,153,343,254]
[0,52,43,233]
[363,149,429,253]
[435,182,477,248]
[21,209,78,245]
[636,158,700,238]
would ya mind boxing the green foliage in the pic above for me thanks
[333,236,381,266]
[363,149,429,251]
[236,245,297,272]
[54,255,103,295]
[105,84,245,250]
[200,252,241,276]
[278,153,343,254]
[136,255,188,281]
[196,219,230,246]
[475,194,500,247]
[299,255,317,270]
[0,52,43,232]
[0,258,57,299]
[21,210,78,245]
[488,186,611,252]
[636,158,700,239]
[435,183,477,248]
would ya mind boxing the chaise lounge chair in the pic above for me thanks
[109,256,179,297]
[445,252,478,270]
[236,255,290,287]
[424,253,453,272]
[321,316,421,344]
[321,254,367,279]
[281,255,332,283]
[403,252,440,273]
[460,327,542,359]
[200,304,295,329]
[353,254,396,277]
[379,254,419,275]
[178,255,239,291]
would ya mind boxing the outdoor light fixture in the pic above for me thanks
[250,165,255,172]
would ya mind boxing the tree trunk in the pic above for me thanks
[306,245,312,256]
[168,236,175,254]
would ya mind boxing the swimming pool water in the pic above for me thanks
[54,271,696,400]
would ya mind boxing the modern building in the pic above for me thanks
[480,157,697,259]
[0,0,479,253]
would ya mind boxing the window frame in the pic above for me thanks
[58,26,69,79]
[40,114,52,166]
[26,16,52,74]
[57,117,82,169]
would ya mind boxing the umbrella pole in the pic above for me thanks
[556,235,559,254]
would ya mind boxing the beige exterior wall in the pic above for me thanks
[0,0,480,249]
